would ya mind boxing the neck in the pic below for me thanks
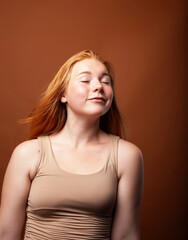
[57,114,101,148]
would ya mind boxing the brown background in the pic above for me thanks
[0,0,187,239]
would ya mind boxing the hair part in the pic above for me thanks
[22,50,125,139]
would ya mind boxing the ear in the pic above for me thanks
[60,95,67,103]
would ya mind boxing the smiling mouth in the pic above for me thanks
[89,97,106,102]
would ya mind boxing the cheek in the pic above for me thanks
[107,89,114,108]
[67,85,88,102]
[74,85,88,97]
[106,87,114,100]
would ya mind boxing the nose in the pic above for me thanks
[92,79,104,92]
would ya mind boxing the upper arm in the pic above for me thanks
[0,140,40,239]
[111,140,144,240]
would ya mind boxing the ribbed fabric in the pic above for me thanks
[24,134,120,240]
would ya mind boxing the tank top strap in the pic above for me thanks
[37,135,52,171]
[108,134,120,175]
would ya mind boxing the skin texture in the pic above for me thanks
[0,59,144,240]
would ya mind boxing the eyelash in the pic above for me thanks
[81,80,90,83]
[102,81,111,85]
[81,80,111,85]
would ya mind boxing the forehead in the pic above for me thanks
[71,58,108,77]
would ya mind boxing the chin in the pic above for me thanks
[85,109,109,118]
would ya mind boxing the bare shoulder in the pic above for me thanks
[9,139,41,180]
[117,138,144,178]
[13,139,40,156]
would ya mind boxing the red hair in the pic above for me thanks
[23,50,125,139]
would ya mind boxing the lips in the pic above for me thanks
[88,97,106,101]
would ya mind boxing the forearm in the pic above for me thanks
[111,230,140,240]
[0,219,25,240]
[0,211,26,240]
[0,230,24,240]
[111,221,140,240]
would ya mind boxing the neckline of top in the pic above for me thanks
[45,134,114,176]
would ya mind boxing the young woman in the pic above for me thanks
[0,50,144,240]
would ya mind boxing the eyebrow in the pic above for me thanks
[77,71,110,78]
[77,71,92,76]
[101,72,110,78]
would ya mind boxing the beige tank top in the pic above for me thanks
[24,134,120,240]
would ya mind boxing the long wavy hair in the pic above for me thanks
[23,50,125,139]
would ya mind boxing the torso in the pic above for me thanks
[24,133,120,240]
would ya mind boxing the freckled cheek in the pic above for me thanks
[68,85,88,102]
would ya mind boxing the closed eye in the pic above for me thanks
[81,80,90,83]
[101,80,111,85]
[100,75,111,85]
[101,78,111,85]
